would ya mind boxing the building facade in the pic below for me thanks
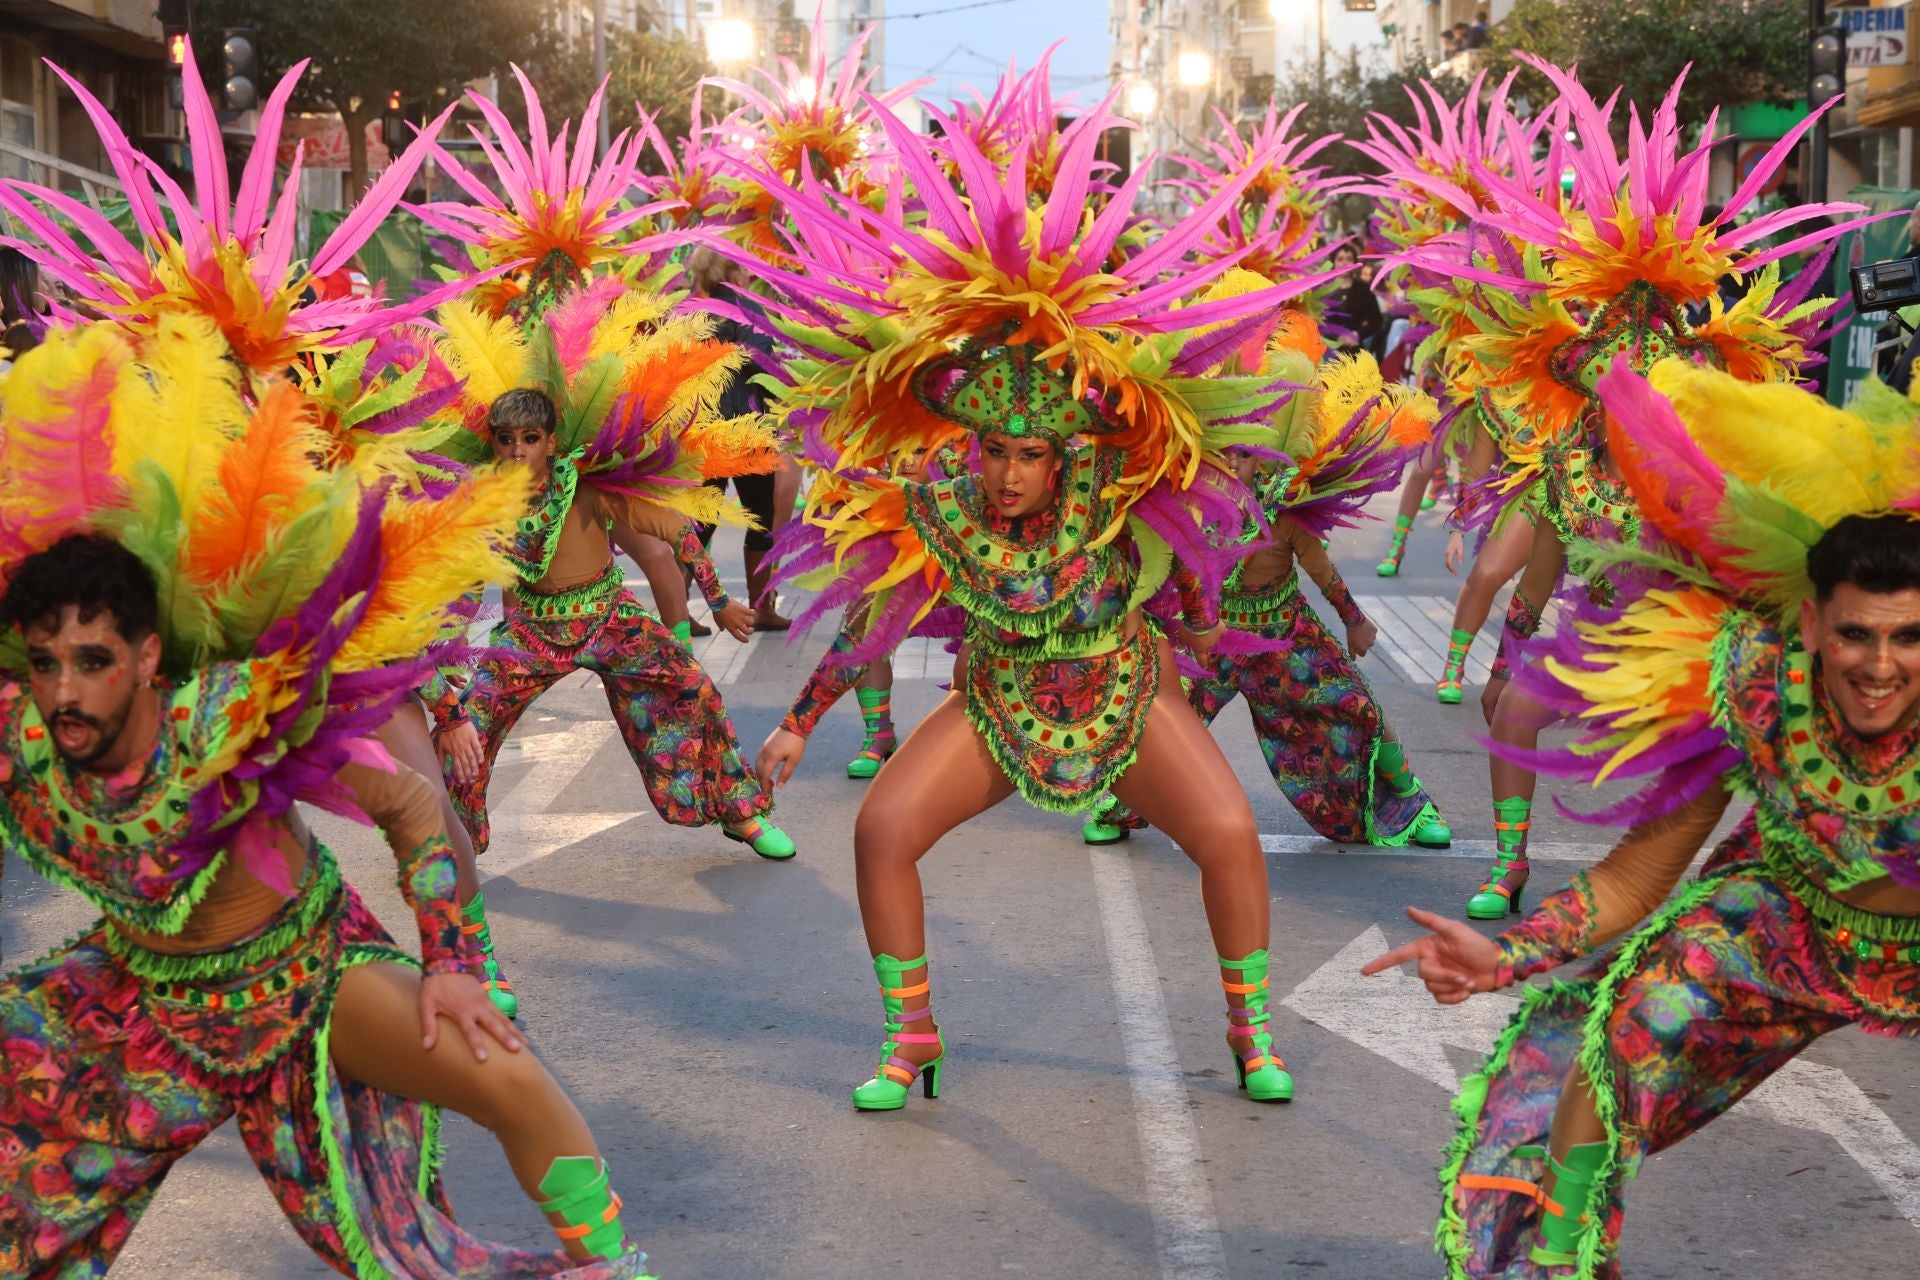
[0,0,176,199]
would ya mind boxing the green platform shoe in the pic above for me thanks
[853,952,945,1111]
[1437,627,1473,705]
[1376,514,1413,576]
[460,892,518,1020]
[1466,796,1531,919]
[1080,792,1132,845]
[536,1156,654,1271]
[1371,742,1452,848]
[724,816,797,860]
[846,688,896,780]
[1219,951,1294,1102]
[1527,1140,1607,1267]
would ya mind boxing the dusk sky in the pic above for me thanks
[874,0,1386,106]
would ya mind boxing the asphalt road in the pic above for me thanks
[4,492,1916,1279]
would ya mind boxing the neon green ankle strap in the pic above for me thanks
[857,688,891,711]
[1492,797,1532,856]
[536,1156,626,1261]
[671,619,692,645]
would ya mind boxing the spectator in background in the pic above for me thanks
[1467,13,1489,48]
[687,245,793,631]
[1441,27,1461,58]
[0,247,44,367]
[1324,243,1385,359]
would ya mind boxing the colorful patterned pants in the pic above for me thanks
[1442,837,1920,1280]
[1111,604,1434,843]
[0,851,643,1278]
[450,585,770,853]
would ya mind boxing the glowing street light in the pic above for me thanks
[706,20,754,64]
[1177,51,1213,88]
[1126,80,1159,117]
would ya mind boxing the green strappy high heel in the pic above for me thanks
[853,952,946,1111]
[460,892,518,1020]
[846,688,896,780]
[1219,951,1293,1103]
[1437,627,1473,705]
[1376,514,1413,576]
[1466,796,1531,919]
[537,1156,655,1273]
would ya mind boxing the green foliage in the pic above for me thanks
[1487,0,1804,126]
[196,0,547,197]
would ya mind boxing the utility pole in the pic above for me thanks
[1317,0,1327,97]
[594,0,611,158]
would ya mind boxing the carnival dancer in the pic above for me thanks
[1386,59,1864,920]
[1083,338,1452,850]
[428,368,797,861]
[0,43,538,1020]
[0,326,652,1276]
[1363,357,1920,1280]
[740,82,1330,1108]
[1349,69,1546,586]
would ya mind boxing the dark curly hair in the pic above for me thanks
[1808,513,1920,600]
[488,387,557,435]
[0,533,159,641]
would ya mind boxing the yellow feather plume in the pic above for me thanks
[334,467,533,671]
[113,314,247,515]
[1647,361,1920,529]
[436,301,530,408]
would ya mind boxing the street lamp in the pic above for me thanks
[1177,51,1213,87]
[1126,79,1159,117]
[706,19,755,65]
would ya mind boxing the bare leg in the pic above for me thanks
[330,962,608,1259]
[1449,511,1534,639]
[853,691,1014,957]
[851,692,1015,1068]
[1108,641,1269,959]
[377,704,479,904]
[629,534,691,629]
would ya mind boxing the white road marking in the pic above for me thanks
[1353,593,1499,686]
[1088,847,1230,1280]
[479,719,643,881]
[1260,832,1612,865]
[1291,927,1920,1231]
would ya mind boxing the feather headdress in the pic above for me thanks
[413,68,672,321]
[1491,358,1920,842]
[417,281,776,530]
[692,13,926,261]
[1167,103,1356,283]
[0,42,459,377]
[0,319,526,893]
[713,80,1341,656]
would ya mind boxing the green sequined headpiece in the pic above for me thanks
[912,340,1107,447]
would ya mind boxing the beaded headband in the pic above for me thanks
[912,339,1110,447]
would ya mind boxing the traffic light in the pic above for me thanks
[1810,23,1847,104]
[159,0,192,109]
[221,27,258,112]
[381,90,406,152]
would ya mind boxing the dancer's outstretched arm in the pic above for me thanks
[1361,784,1730,999]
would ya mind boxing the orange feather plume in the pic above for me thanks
[182,382,331,592]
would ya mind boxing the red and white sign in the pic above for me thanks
[275,115,392,171]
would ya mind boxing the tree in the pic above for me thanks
[1487,0,1803,129]
[196,0,548,202]
[518,27,723,172]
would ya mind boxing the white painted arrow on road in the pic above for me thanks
[479,720,643,881]
[1286,927,1920,1231]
